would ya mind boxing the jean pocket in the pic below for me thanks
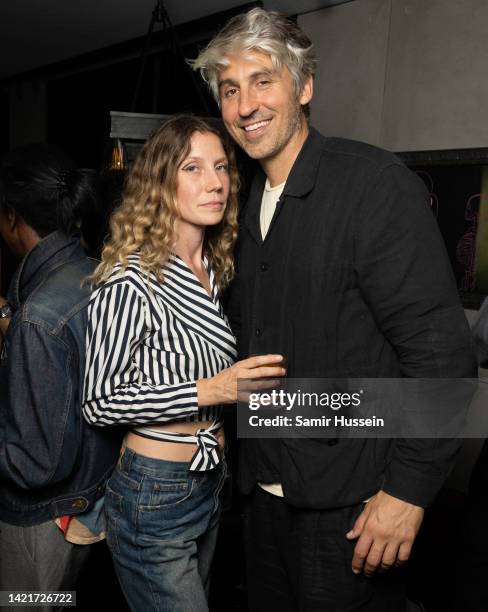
[142,478,195,510]
[110,465,141,491]
[105,484,124,515]
[20,527,37,566]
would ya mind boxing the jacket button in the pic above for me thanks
[327,439,338,446]
[255,328,262,336]
[72,498,87,510]
[260,263,268,272]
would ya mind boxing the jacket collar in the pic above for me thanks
[8,231,85,309]
[282,126,324,198]
[244,127,324,242]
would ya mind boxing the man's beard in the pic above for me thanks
[240,99,304,161]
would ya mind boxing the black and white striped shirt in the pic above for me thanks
[82,252,237,471]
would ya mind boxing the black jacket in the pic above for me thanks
[229,128,476,509]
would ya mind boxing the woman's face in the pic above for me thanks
[175,131,230,232]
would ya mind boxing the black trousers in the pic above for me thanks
[243,487,407,612]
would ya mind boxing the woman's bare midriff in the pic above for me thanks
[124,420,225,462]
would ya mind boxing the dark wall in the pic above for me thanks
[0,90,9,156]
[47,43,219,169]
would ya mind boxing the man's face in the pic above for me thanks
[218,51,311,163]
[0,208,22,258]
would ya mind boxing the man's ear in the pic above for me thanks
[5,207,18,231]
[299,76,314,107]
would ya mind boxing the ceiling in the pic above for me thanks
[0,0,352,81]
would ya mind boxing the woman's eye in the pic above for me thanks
[183,165,198,172]
[215,163,228,173]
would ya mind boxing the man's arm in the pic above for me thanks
[346,491,424,576]
[0,319,81,489]
[348,163,476,574]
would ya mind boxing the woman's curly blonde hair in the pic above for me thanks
[89,114,239,292]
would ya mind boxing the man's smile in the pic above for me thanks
[241,119,272,132]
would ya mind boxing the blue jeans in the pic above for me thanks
[105,448,226,612]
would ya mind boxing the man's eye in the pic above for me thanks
[257,80,270,87]
[224,88,237,98]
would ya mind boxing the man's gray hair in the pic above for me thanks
[192,8,316,111]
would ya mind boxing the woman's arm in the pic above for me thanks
[82,281,200,426]
[196,355,286,406]
[82,280,287,426]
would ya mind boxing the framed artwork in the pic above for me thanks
[397,148,488,309]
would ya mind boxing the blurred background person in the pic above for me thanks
[0,144,122,609]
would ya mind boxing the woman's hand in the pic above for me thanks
[197,354,286,405]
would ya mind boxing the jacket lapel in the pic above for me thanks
[244,171,266,245]
[242,129,323,245]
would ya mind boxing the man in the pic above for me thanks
[194,8,476,611]
[0,145,121,606]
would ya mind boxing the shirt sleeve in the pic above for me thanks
[82,280,199,426]
[355,163,477,507]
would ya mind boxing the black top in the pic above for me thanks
[228,128,476,509]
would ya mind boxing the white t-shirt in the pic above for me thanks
[260,179,285,239]
[259,179,286,497]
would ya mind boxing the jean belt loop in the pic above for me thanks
[117,440,126,466]
[120,445,134,475]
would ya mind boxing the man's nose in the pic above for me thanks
[238,88,259,118]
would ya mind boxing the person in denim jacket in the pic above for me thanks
[0,144,122,604]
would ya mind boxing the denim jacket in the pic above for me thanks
[0,231,122,526]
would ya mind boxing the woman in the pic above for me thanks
[82,115,285,612]
[0,144,121,603]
